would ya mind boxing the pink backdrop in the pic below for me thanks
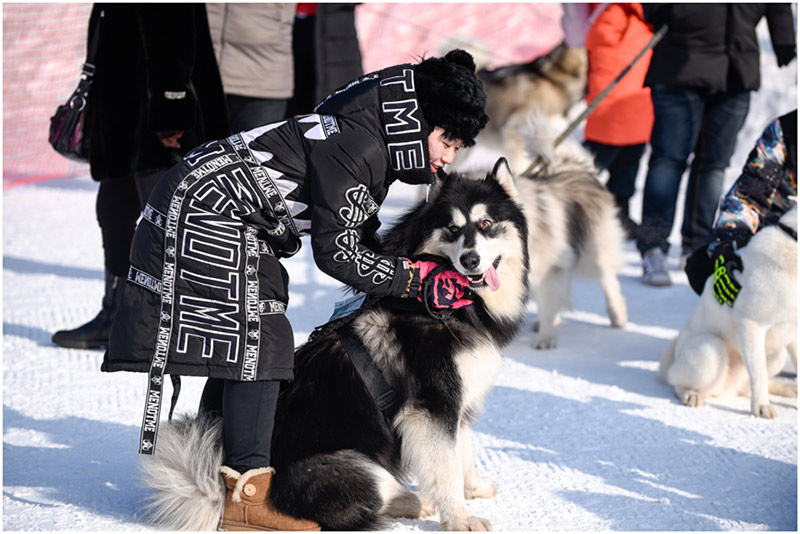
[2,3,564,188]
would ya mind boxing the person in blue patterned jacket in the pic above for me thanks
[685,109,797,302]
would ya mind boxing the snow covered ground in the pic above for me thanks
[3,19,797,533]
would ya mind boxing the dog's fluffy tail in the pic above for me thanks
[138,413,225,531]
[438,33,493,71]
[518,110,596,173]
[658,337,678,384]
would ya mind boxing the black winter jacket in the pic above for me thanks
[103,64,434,385]
[643,3,796,92]
[86,4,229,181]
[312,3,364,104]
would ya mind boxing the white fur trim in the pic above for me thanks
[219,465,242,478]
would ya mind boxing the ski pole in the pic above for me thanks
[522,23,668,176]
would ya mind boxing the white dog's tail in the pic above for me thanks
[518,110,596,174]
[138,414,225,531]
[658,337,678,384]
[437,33,494,71]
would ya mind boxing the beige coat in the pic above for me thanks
[206,3,295,99]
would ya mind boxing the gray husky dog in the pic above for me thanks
[514,111,628,349]
[139,160,530,531]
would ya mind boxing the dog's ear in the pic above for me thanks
[489,157,518,200]
[425,168,448,203]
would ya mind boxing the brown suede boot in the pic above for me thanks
[218,466,320,531]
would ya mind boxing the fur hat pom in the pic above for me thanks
[444,49,477,72]
[414,49,489,147]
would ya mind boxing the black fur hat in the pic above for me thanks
[414,49,489,147]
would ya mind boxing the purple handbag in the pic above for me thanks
[48,10,100,163]
[48,64,93,163]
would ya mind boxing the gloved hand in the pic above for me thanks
[774,45,796,67]
[411,260,473,310]
[684,244,714,296]
[711,242,743,307]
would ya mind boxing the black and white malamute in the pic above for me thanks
[141,159,530,531]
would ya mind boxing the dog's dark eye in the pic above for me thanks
[480,219,493,231]
[448,225,460,234]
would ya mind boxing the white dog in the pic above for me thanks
[659,203,798,418]
[514,111,628,349]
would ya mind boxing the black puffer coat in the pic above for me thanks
[103,64,434,385]
[643,3,796,92]
[86,4,229,181]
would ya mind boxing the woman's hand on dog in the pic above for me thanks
[411,260,473,309]
[712,242,743,306]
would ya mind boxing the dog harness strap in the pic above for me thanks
[776,221,798,241]
[168,375,181,421]
[336,324,400,422]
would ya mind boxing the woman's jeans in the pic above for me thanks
[636,84,750,256]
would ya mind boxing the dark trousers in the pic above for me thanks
[636,84,750,256]
[199,378,281,473]
[286,15,317,117]
[584,140,647,200]
[226,94,288,133]
[96,170,163,276]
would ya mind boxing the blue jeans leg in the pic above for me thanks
[680,90,750,252]
[637,85,704,255]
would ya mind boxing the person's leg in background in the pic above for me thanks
[586,140,646,239]
[285,13,317,117]
[226,94,288,132]
[607,143,647,239]
[637,85,704,286]
[52,178,140,349]
[680,90,750,257]
[52,169,165,349]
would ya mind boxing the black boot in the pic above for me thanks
[614,195,640,241]
[52,272,123,349]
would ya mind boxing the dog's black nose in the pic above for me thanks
[460,251,480,270]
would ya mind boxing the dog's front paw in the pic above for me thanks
[608,306,627,330]
[440,515,492,531]
[533,335,557,350]
[465,476,497,499]
[680,390,705,408]
[383,491,437,519]
[754,404,778,419]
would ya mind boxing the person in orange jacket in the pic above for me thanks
[582,3,654,239]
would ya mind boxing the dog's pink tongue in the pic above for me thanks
[485,265,501,291]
